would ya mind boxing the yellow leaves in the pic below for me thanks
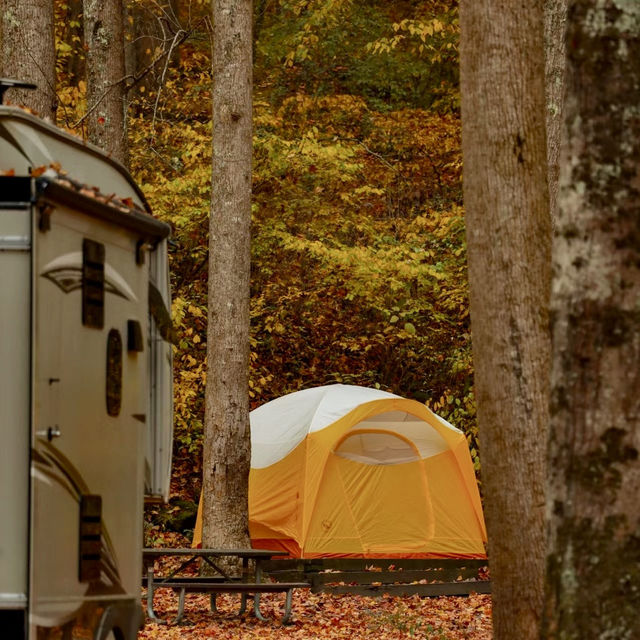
[404,322,417,335]
[188,305,204,318]
[367,12,458,67]
[183,354,198,368]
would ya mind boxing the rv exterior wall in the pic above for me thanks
[0,107,172,639]
[31,204,148,622]
[147,239,173,501]
[0,208,31,610]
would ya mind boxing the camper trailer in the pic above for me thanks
[0,88,173,640]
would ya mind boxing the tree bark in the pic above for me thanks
[544,2,640,638]
[544,0,568,224]
[203,0,252,551]
[84,0,128,164]
[459,2,552,639]
[0,0,57,119]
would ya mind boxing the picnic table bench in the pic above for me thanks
[142,548,309,625]
[261,557,491,597]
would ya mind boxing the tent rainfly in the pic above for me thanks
[194,384,487,558]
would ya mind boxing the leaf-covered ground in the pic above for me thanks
[139,590,492,639]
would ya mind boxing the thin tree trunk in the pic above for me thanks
[126,0,182,97]
[203,0,253,551]
[125,0,157,97]
[60,0,85,85]
[544,0,568,224]
[0,0,57,119]
[459,2,552,639]
[84,0,128,164]
[544,2,640,638]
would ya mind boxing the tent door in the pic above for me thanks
[335,455,434,554]
[307,441,434,556]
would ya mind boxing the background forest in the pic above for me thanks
[55,0,472,537]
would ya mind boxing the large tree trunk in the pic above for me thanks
[544,0,568,224]
[544,2,640,638]
[84,0,128,164]
[459,2,552,639]
[203,0,252,551]
[0,0,57,119]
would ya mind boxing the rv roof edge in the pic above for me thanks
[36,178,170,243]
[0,105,152,214]
[0,78,37,105]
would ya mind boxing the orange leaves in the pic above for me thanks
[30,166,48,177]
[139,590,492,639]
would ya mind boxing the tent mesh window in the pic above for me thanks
[334,430,421,465]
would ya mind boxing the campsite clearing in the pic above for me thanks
[138,589,492,639]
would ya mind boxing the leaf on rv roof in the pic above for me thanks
[0,169,15,176]
[121,197,135,208]
[9,103,38,116]
[31,165,47,177]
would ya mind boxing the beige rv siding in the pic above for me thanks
[0,209,31,608]
[31,202,147,622]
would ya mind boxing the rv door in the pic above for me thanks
[147,239,173,502]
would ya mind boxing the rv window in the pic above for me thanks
[78,495,102,582]
[127,319,144,352]
[82,239,104,328]
[106,329,122,416]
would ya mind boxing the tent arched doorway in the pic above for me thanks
[305,429,435,557]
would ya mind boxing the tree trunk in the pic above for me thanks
[84,0,128,164]
[544,0,568,224]
[59,0,85,86]
[125,0,182,98]
[125,0,157,97]
[0,0,57,119]
[544,2,640,638]
[459,2,552,639]
[203,0,252,551]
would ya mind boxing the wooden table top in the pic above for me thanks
[142,547,289,558]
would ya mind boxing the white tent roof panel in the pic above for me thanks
[250,384,461,469]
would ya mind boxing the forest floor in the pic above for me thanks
[138,588,492,639]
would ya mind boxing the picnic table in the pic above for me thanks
[142,548,309,625]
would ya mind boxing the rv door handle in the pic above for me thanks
[36,426,61,441]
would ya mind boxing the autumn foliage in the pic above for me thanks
[47,0,494,636]
[54,0,476,553]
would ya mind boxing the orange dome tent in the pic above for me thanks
[194,384,487,558]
